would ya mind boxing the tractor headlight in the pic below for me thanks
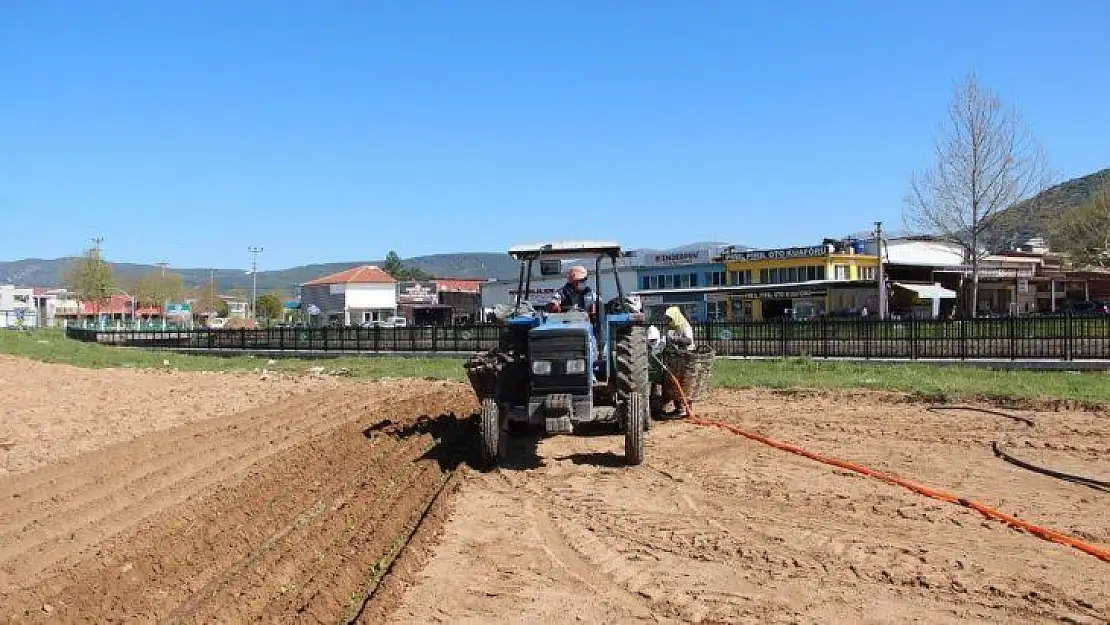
[531,360,552,375]
[565,359,586,374]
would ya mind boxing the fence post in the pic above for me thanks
[1064,314,1072,361]
[821,316,828,358]
[909,317,917,360]
[780,317,787,358]
[1008,314,1016,361]
[959,318,966,360]
[322,326,329,352]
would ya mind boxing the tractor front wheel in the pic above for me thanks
[480,398,501,468]
[624,393,646,465]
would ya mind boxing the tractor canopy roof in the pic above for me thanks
[507,240,623,260]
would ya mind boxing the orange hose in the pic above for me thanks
[659,365,1110,563]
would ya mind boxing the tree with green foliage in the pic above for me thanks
[132,269,185,311]
[383,250,404,277]
[1051,185,1110,268]
[382,250,432,280]
[903,73,1053,317]
[255,292,284,321]
[63,246,115,316]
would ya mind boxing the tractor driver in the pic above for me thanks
[548,265,597,317]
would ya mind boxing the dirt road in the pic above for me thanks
[0,355,1105,624]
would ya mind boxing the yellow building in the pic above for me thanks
[720,243,880,320]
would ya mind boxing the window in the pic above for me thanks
[689,273,698,287]
[641,276,650,290]
[787,267,798,283]
[707,301,726,321]
[833,265,849,281]
[730,270,751,285]
[860,266,877,281]
[363,311,373,322]
[708,271,725,286]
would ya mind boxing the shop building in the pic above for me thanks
[397,278,484,325]
[631,246,729,323]
[719,241,880,320]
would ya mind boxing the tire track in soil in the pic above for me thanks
[0,384,478,624]
[645,437,1103,624]
[0,390,392,590]
[497,470,703,623]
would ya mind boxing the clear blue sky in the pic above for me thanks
[2,1,1108,271]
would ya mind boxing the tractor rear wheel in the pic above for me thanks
[480,398,500,468]
[624,393,646,465]
[615,325,651,430]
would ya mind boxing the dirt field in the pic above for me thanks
[0,356,1106,624]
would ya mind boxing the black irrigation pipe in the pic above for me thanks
[927,405,1109,493]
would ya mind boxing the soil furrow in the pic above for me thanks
[0,399,367,588]
[0,389,336,501]
[0,385,475,624]
[175,433,434,623]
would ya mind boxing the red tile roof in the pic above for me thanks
[80,294,136,315]
[433,279,483,293]
[303,265,396,286]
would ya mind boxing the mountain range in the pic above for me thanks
[0,242,734,295]
[3,165,1107,294]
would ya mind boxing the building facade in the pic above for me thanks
[299,265,397,326]
[719,241,881,320]
[0,285,37,328]
[631,247,728,323]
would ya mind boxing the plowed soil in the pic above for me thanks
[386,389,1109,625]
[1,355,1106,624]
[0,355,478,623]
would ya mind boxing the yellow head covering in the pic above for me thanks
[664,306,690,332]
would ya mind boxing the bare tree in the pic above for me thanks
[903,73,1053,317]
[1051,185,1110,268]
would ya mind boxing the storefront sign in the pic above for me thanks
[731,245,827,262]
[734,288,826,300]
[397,281,438,305]
[640,250,712,267]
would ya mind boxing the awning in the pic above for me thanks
[894,282,957,299]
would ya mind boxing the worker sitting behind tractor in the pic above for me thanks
[650,306,696,419]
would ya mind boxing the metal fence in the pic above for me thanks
[63,315,1110,360]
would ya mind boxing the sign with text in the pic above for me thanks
[734,288,826,300]
[641,250,712,267]
[397,281,439,305]
[730,245,827,262]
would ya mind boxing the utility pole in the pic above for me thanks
[155,261,170,329]
[874,221,887,320]
[248,246,264,321]
[209,269,217,317]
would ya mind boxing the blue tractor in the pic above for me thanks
[465,241,651,467]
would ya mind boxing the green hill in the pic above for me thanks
[984,168,1110,251]
[0,253,521,295]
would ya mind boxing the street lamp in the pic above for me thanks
[873,221,887,320]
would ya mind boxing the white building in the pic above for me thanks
[299,265,397,326]
[0,285,36,328]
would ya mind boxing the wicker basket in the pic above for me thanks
[661,345,715,403]
[464,350,501,399]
